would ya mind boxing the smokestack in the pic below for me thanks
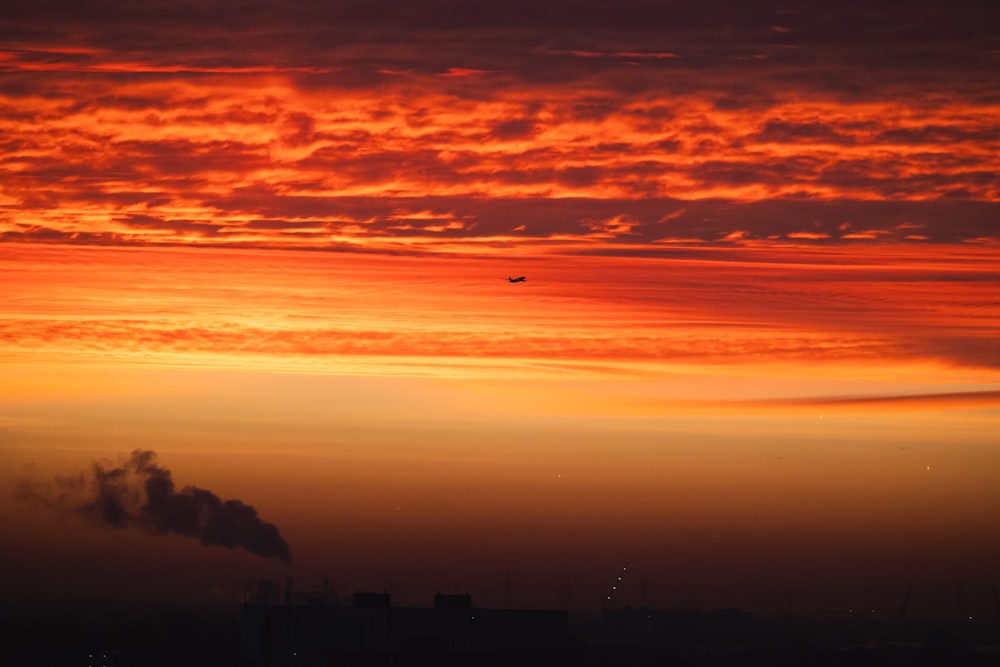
[17,449,293,564]
[899,584,912,621]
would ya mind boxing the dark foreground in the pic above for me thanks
[5,601,1000,666]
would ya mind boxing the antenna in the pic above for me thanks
[603,563,629,611]
[898,583,912,621]
[238,580,251,604]
[388,580,404,605]
[563,575,573,610]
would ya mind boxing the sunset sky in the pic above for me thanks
[2,0,999,616]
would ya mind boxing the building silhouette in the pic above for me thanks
[241,586,569,666]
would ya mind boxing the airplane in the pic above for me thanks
[507,276,526,283]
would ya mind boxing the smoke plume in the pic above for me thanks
[17,449,292,564]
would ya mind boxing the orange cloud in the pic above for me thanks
[3,242,998,381]
[2,8,999,254]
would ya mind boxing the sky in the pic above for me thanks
[1,1,999,616]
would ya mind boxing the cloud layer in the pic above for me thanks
[2,242,997,378]
[1,1,998,252]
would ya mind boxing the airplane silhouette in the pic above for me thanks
[507,276,526,283]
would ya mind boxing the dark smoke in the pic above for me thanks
[17,449,292,564]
